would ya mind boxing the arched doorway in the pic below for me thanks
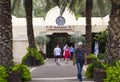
[46,33,73,58]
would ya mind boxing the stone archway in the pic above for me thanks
[46,33,73,58]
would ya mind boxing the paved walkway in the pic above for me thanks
[28,58,93,82]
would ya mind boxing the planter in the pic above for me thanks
[87,58,97,64]
[8,71,22,82]
[23,55,41,66]
[39,51,46,59]
[93,68,106,82]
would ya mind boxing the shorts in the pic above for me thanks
[55,55,60,58]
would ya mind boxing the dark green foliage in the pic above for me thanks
[11,0,111,17]
[11,64,31,81]
[94,30,107,53]
[92,61,107,70]
[86,54,98,64]
[22,47,45,65]
[104,61,120,82]
[98,53,105,59]
[0,66,8,82]
[87,53,98,59]
[85,60,107,78]
[0,64,31,82]
[85,63,94,78]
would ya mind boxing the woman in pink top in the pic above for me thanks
[64,46,70,64]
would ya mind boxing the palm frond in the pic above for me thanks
[12,0,21,13]
[45,0,56,12]
[52,0,61,7]
[96,0,105,17]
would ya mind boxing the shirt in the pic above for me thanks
[75,48,86,61]
[54,47,61,56]
[70,47,75,53]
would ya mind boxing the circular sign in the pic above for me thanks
[56,16,65,25]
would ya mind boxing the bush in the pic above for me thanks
[85,63,94,78]
[98,53,105,59]
[85,60,107,78]
[93,30,107,53]
[87,54,98,64]
[0,66,8,82]
[11,64,31,81]
[22,47,45,65]
[87,54,98,59]
[0,78,7,82]
[104,61,120,82]
[0,64,31,82]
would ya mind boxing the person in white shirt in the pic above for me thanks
[54,44,61,65]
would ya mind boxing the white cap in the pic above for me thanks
[78,41,83,45]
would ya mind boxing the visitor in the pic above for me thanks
[73,41,87,82]
[63,44,68,59]
[64,46,70,64]
[69,46,75,60]
[63,44,68,51]
[54,44,61,65]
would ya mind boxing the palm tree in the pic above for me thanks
[0,0,13,66]
[105,0,120,64]
[85,0,93,55]
[22,0,45,66]
[24,0,36,49]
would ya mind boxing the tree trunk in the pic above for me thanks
[24,0,42,66]
[85,0,93,55]
[105,0,120,64]
[24,0,36,49]
[0,0,13,66]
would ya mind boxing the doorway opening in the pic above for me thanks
[46,33,73,58]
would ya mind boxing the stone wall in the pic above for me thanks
[13,40,28,63]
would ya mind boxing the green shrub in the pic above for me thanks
[0,66,8,82]
[22,47,44,65]
[85,61,107,78]
[104,61,120,82]
[11,64,31,81]
[0,64,31,82]
[98,53,105,59]
[0,78,7,82]
[93,30,107,53]
[21,65,31,81]
[85,63,94,78]
[87,54,98,59]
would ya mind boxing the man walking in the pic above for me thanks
[73,41,87,82]
[70,46,75,60]
[54,44,61,65]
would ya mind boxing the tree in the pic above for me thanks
[24,0,36,49]
[11,0,26,17]
[70,35,85,44]
[35,36,50,51]
[94,30,107,53]
[85,0,93,55]
[11,0,111,17]
[22,0,44,66]
[0,0,13,66]
[105,0,120,64]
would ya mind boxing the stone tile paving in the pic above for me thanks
[28,58,93,82]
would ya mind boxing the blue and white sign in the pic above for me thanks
[56,16,65,25]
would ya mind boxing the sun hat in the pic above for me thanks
[78,41,83,45]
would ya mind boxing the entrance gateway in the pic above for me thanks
[46,26,75,58]
[45,7,77,57]
[46,16,75,58]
